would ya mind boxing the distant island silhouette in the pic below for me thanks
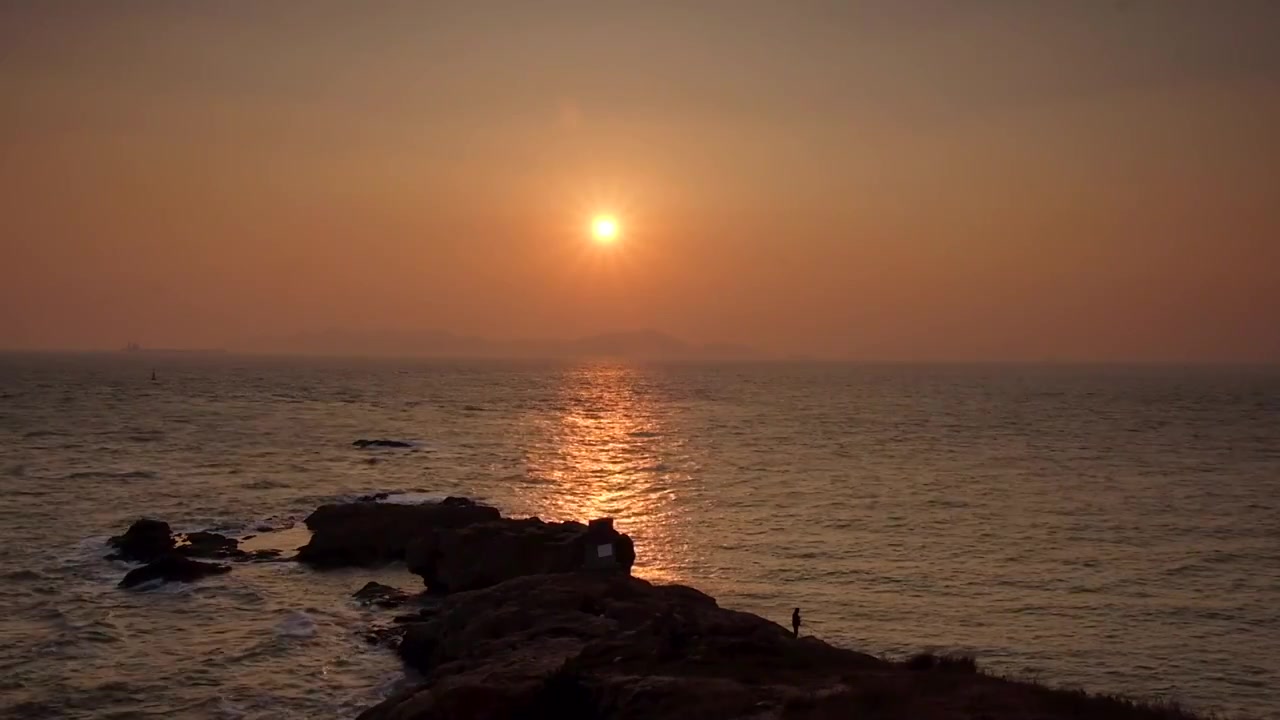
[237,329,762,361]
[122,342,226,355]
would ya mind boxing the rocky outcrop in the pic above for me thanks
[352,439,413,449]
[106,520,283,587]
[361,572,1207,720]
[119,555,231,589]
[296,497,501,568]
[406,516,635,594]
[107,518,175,562]
[178,531,241,559]
[99,503,1207,719]
[176,531,280,562]
[358,572,879,720]
[353,581,411,608]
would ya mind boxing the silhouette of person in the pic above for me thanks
[791,607,801,638]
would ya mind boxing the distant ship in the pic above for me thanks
[122,342,225,355]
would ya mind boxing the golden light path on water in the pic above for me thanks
[521,363,698,585]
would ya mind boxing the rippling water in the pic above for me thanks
[1,354,1277,719]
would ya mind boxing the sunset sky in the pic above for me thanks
[3,1,1278,361]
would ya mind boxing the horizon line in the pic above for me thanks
[2,347,1278,367]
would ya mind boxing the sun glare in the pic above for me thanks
[591,215,620,244]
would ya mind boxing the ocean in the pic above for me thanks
[1,354,1276,719]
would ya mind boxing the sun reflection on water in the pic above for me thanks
[522,362,694,585]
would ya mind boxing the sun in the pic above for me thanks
[591,215,620,244]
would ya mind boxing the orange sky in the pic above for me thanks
[2,2,1278,361]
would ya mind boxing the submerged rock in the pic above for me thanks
[178,531,242,559]
[119,555,231,589]
[107,518,175,562]
[353,581,411,608]
[352,439,413,449]
[296,497,501,568]
[246,548,284,562]
[106,519,285,588]
[405,516,635,594]
[364,623,410,649]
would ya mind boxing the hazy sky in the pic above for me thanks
[3,1,1278,360]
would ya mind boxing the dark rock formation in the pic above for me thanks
[178,531,242,559]
[353,581,411,608]
[246,548,284,562]
[296,497,501,568]
[119,555,231,589]
[108,521,252,562]
[107,518,175,562]
[405,516,635,594]
[360,572,1208,720]
[352,439,413,449]
[177,531,280,561]
[106,519,285,588]
[101,506,1210,719]
[364,623,409,649]
[393,610,434,623]
[359,572,878,720]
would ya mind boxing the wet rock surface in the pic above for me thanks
[106,519,286,587]
[353,581,411,608]
[177,531,241,559]
[178,531,283,562]
[406,516,636,594]
[107,518,175,562]
[296,497,501,568]
[360,571,1205,720]
[357,571,879,719]
[119,555,231,589]
[352,439,413,449]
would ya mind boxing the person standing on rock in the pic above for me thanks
[792,607,801,638]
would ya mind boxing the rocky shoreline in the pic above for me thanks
[107,497,1207,720]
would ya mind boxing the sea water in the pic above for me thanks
[1,354,1276,718]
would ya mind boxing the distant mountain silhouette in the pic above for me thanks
[569,330,690,357]
[238,329,759,360]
